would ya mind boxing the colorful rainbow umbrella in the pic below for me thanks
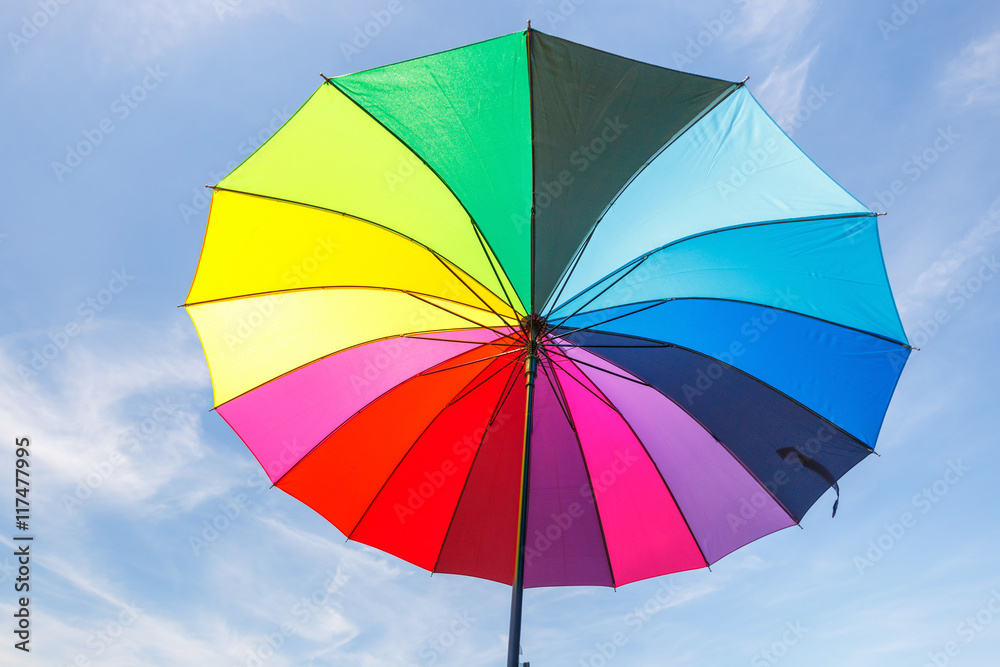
[185,28,910,666]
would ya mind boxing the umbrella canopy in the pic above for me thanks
[185,28,910,665]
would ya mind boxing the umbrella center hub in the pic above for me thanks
[518,314,548,356]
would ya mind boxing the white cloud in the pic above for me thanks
[753,45,820,135]
[898,195,1000,314]
[940,30,1000,108]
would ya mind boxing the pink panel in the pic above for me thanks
[219,332,496,481]
[552,358,707,586]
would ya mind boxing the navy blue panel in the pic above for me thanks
[560,329,872,522]
[560,298,910,447]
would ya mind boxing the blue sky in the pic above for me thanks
[2,0,999,665]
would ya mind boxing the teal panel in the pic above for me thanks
[552,216,908,344]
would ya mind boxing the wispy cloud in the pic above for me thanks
[898,195,1000,313]
[754,45,821,135]
[939,29,1000,108]
[726,0,824,133]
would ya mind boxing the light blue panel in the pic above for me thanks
[559,299,910,447]
[551,216,908,344]
[552,86,870,312]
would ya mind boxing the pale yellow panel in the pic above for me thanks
[188,289,507,406]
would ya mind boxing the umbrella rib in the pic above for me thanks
[544,80,744,315]
[403,331,514,345]
[405,292,515,340]
[534,354,576,431]
[432,357,524,574]
[270,342,498,487]
[432,251,521,328]
[563,344,803,527]
[544,363,618,589]
[543,354,620,414]
[546,212,878,329]
[545,299,669,339]
[559,296,914,349]
[448,354,522,406]
[326,80,526,316]
[470,220,523,315]
[346,353,514,541]
[418,348,523,377]
[543,343,653,386]
[566,356,712,569]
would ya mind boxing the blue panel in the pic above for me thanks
[551,216,908,344]
[561,330,872,522]
[553,86,870,310]
[560,299,910,447]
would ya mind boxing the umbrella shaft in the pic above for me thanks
[507,337,538,667]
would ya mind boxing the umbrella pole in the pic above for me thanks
[507,322,539,667]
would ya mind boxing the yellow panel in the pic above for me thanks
[216,84,521,314]
[188,289,507,406]
[186,190,516,319]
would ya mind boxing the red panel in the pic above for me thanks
[434,372,527,584]
[277,343,505,536]
[350,357,520,570]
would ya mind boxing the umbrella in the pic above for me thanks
[185,28,911,666]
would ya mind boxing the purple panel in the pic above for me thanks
[219,332,495,482]
[567,347,796,564]
[523,367,613,588]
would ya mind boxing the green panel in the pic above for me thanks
[217,83,509,310]
[529,30,737,312]
[335,32,532,312]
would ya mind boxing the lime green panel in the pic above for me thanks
[188,289,507,406]
[217,83,513,312]
[335,32,532,311]
[185,189,517,321]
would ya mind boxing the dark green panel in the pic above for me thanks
[529,30,736,312]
